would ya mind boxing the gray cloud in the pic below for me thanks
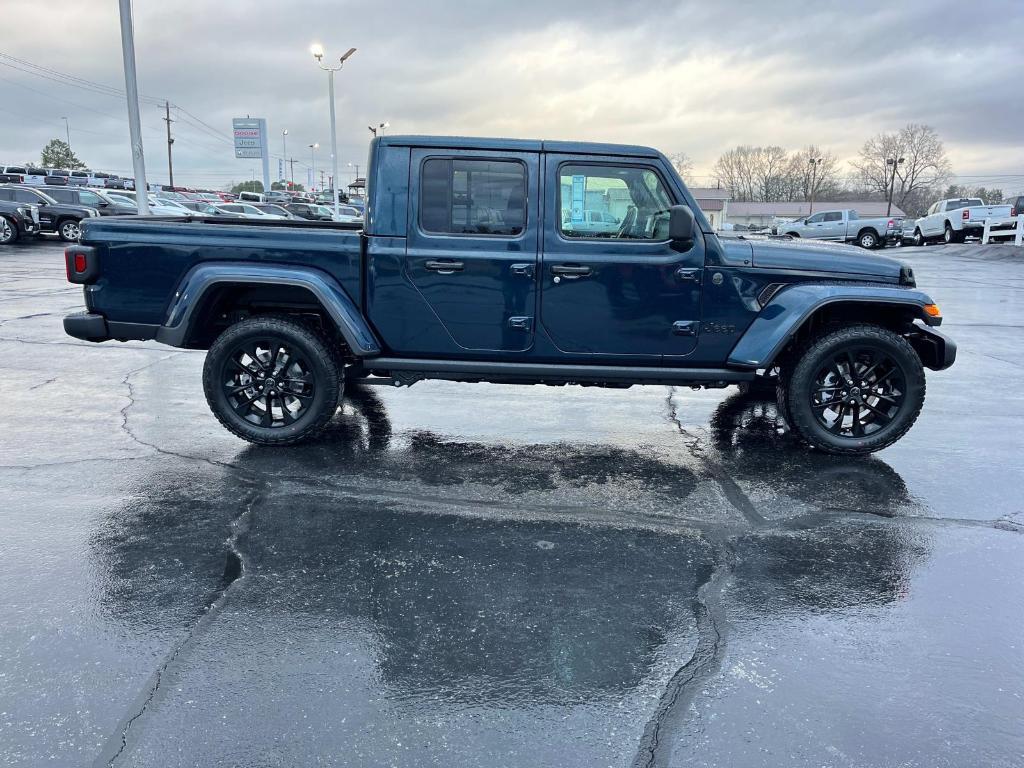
[2,0,1021,190]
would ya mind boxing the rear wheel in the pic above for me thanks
[203,316,342,445]
[0,216,18,245]
[58,218,81,242]
[779,324,925,454]
[857,229,879,249]
[943,223,960,244]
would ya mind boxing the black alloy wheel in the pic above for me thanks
[781,324,925,454]
[809,347,905,438]
[203,316,342,445]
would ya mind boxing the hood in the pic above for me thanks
[749,237,905,282]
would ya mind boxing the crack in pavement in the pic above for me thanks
[632,554,731,768]
[93,489,262,768]
[665,387,767,528]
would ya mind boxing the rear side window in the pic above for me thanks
[420,158,525,236]
[823,211,842,222]
[47,189,74,203]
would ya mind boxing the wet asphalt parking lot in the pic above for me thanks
[1,237,1022,767]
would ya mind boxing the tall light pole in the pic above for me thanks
[308,143,318,191]
[61,117,71,151]
[311,43,357,217]
[282,129,288,188]
[117,0,149,214]
[886,156,905,216]
[807,157,822,215]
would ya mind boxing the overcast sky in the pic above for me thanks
[3,0,1022,191]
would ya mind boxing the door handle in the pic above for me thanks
[550,264,592,279]
[675,267,702,283]
[424,260,464,274]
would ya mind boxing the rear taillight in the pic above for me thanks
[962,209,970,220]
[65,245,98,284]
[1012,207,1018,217]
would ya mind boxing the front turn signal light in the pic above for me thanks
[923,304,941,318]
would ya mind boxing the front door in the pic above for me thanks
[405,149,540,353]
[539,155,705,358]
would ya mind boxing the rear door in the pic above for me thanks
[539,155,704,358]
[821,211,845,240]
[405,149,540,352]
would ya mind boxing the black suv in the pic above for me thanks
[0,200,41,244]
[0,185,99,241]
[40,186,136,216]
[283,201,331,220]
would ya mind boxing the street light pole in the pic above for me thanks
[61,117,71,152]
[309,143,318,191]
[807,157,821,215]
[117,0,149,214]
[886,156,905,216]
[282,129,288,187]
[311,44,357,217]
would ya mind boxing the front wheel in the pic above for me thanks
[913,228,924,247]
[58,218,81,242]
[0,216,18,245]
[203,316,342,445]
[779,324,925,454]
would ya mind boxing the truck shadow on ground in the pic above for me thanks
[90,387,926,711]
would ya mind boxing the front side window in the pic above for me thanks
[421,158,525,236]
[79,190,103,205]
[558,164,672,240]
[806,213,825,224]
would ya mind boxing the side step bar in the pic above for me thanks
[359,357,754,388]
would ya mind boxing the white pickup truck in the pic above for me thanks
[911,197,1012,245]
[778,208,901,249]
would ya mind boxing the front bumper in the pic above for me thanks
[908,324,956,371]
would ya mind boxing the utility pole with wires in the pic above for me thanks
[162,101,175,188]
[288,158,296,189]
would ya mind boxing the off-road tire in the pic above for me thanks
[0,216,18,245]
[203,315,342,446]
[781,324,925,455]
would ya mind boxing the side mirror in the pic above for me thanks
[669,204,695,242]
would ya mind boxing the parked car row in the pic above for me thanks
[0,179,366,245]
[901,196,1020,246]
[769,195,1022,250]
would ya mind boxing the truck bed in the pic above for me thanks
[78,216,364,327]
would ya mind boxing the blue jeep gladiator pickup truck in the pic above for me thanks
[63,135,955,454]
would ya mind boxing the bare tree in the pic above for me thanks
[714,145,809,202]
[788,146,842,202]
[714,146,761,201]
[667,152,695,184]
[850,124,952,213]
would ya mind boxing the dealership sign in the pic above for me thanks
[232,118,266,159]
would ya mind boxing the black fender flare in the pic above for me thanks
[727,283,944,370]
[155,262,381,356]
